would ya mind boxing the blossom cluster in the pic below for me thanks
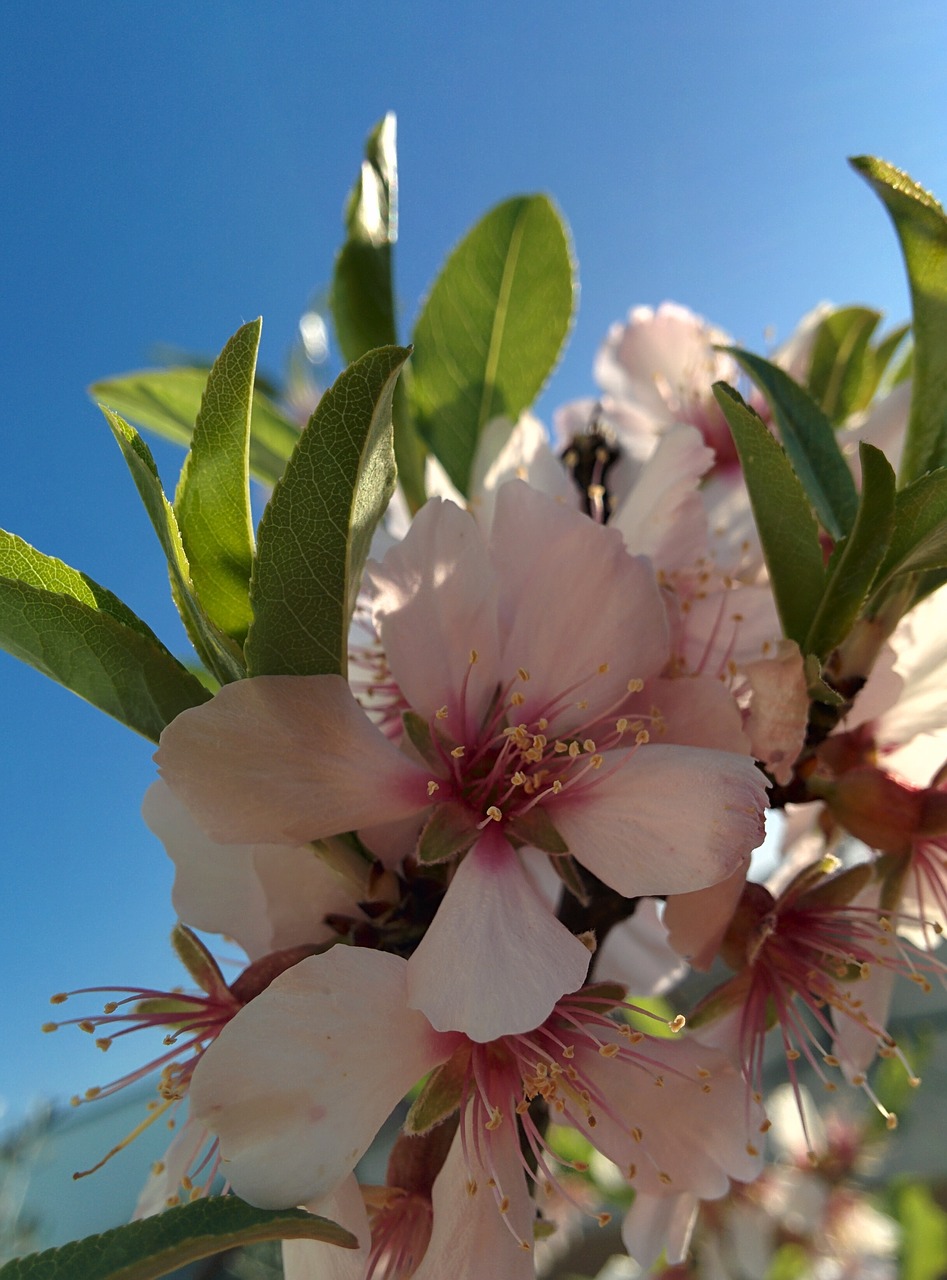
[44,291,947,1279]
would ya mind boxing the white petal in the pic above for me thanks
[621,1191,699,1270]
[189,948,455,1208]
[406,830,590,1042]
[282,1177,371,1280]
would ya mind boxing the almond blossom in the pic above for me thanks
[157,481,767,1043]
[187,943,764,1273]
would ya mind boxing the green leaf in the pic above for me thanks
[0,1196,356,1280]
[0,530,210,741]
[331,113,426,513]
[893,1181,947,1280]
[806,305,880,421]
[245,345,409,677]
[90,367,300,488]
[874,321,911,384]
[417,800,479,864]
[728,348,859,540]
[712,382,825,647]
[175,319,259,645]
[101,409,245,684]
[804,444,895,659]
[410,194,575,495]
[851,156,947,482]
[872,467,947,593]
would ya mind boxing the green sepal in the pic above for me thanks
[170,923,230,999]
[803,654,846,706]
[712,382,825,647]
[802,860,873,910]
[851,156,947,483]
[509,805,569,854]
[806,305,881,422]
[90,367,300,489]
[174,319,259,645]
[728,347,858,540]
[410,194,575,496]
[402,710,447,770]
[331,114,426,513]
[417,801,479,865]
[245,345,410,678]
[687,971,752,1030]
[403,1052,466,1136]
[804,443,895,660]
[101,408,246,685]
[0,1196,356,1280]
[548,853,590,906]
[0,529,211,741]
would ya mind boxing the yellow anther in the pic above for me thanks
[597,1212,612,1226]
[551,779,562,794]
[469,649,479,664]
[886,1113,898,1130]
[598,663,609,674]
[451,746,466,759]
[427,781,440,796]
[486,806,502,822]
[860,963,871,979]
[627,678,644,693]
[786,1049,801,1061]
[668,1014,686,1033]
[435,706,449,719]
[635,729,650,745]
[568,741,581,758]
[511,772,527,786]
[517,667,530,682]
[554,741,568,753]
[50,993,68,1005]
[598,1042,619,1058]
[510,692,525,706]
[583,738,596,753]
[627,1164,636,1179]
[151,1161,165,1176]
[537,718,548,730]
[590,755,604,769]
[616,718,629,733]
[94,1038,110,1051]
[41,1022,57,1033]
[823,1054,840,1067]
[78,1020,95,1034]
[631,1127,643,1142]
[103,1002,118,1014]
[746,1142,759,1157]
[658,1172,672,1185]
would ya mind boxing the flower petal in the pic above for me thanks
[621,1191,699,1270]
[189,948,456,1208]
[406,828,590,1042]
[156,674,431,845]
[143,781,357,960]
[367,498,501,738]
[282,1178,371,1280]
[490,480,669,729]
[412,1113,536,1280]
[551,744,767,896]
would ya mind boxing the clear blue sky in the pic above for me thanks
[2,0,946,1147]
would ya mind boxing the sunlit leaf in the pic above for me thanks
[245,345,410,677]
[729,347,858,540]
[806,305,881,420]
[0,529,210,740]
[175,319,259,644]
[872,467,947,596]
[0,1196,356,1280]
[410,194,575,495]
[90,367,300,488]
[712,382,825,647]
[804,443,895,658]
[102,409,245,684]
[331,113,426,512]
[851,156,947,481]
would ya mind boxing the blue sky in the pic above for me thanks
[2,0,946,1166]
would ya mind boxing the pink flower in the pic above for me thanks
[188,944,763,1270]
[158,483,767,1042]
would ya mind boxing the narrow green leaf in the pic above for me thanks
[872,467,947,592]
[175,319,259,644]
[806,305,880,421]
[0,1196,356,1280]
[0,531,210,741]
[90,367,300,488]
[851,156,947,481]
[712,382,825,646]
[728,348,859,540]
[873,321,911,384]
[804,444,895,659]
[331,113,426,512]
[410,194,575,495]
[101,408,245,684]
[245,345,410,677]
